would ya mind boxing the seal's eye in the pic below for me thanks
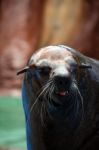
[65,57,77,73]
[70,63,77,73]
[37,66,51,76]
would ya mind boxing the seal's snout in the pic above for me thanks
[54,75,71,96]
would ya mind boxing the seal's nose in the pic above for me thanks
[54,75,71,91]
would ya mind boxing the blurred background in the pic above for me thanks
[0,0,99,149]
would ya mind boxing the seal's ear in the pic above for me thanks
[17,64,36,75]
[79,63,92,69]
[17,66,29,75]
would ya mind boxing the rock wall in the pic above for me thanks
[0,0,45,95]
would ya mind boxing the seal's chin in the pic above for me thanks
[51,90,70,106]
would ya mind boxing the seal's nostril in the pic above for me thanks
[64,80,68,85]
[59,80,63,85]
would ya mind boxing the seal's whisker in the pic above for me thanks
[75,90,80,116]
[40,101,48,127]
[29,80,53,125]
[41,79,53,88]
[39,79,53,96]
[43,83,52,99]
[77,87,84,117]
[45,84,53,103]
[73,83,84,118]
[29,84,50,114]
[49,84,55,103]
[40,82,54,126]
[38,82,51,96]
[26,85,49,125]
[43,80,54,101]
[40,102,45,126]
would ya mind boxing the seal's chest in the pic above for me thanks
[43,122,75,150]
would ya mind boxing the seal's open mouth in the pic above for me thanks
[55,90,69,96]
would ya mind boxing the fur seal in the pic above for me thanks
[18,45,99,150]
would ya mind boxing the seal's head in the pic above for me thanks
[18,45,92,128]
[29,46,78,104]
